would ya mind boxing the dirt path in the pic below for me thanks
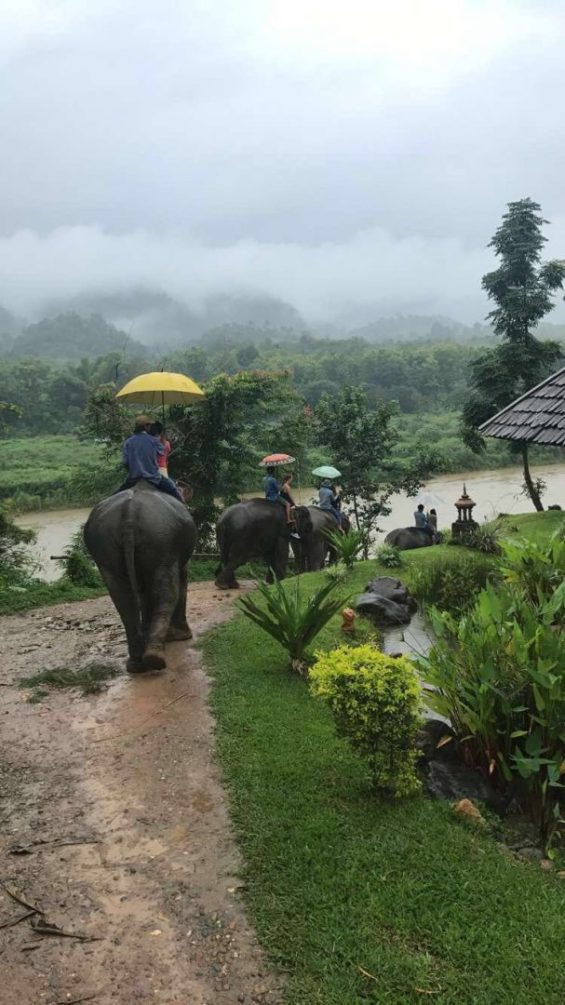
[0,583,282,1005]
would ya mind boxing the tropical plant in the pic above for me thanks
[310,644,422,797]
[419,576,565,846]
[375,543,404,568]
[461,198,565,511]
[239,575,347,672]
[500,526,565,614]
[324,527,366,567]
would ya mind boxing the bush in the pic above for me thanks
[419,576,565,846]
[309,644,422,797]
[375,543,404,568]
[59,528,101,587]
[239,575,347,672]
[411,552,496,615]
[454,522,502,555]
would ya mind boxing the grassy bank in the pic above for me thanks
[201,513,565,1004]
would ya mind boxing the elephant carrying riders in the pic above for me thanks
[118,415,184,502]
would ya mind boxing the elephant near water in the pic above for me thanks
[84,481,197,672]
[384,527,442,550]
[215,498,313,589]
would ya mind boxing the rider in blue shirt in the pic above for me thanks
[118,416,183,501]
[263,467,281,502]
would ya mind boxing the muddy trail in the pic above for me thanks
[0,583,282,1005]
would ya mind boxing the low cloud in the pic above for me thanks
[0,224,498,324]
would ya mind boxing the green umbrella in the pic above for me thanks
[312,465,341,479]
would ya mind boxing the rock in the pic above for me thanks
[364,576,417,611]
[355,593,412,627]
[423,760,506,811]
[454,798,486,824]
[516,846,544,863]
[416,719,459,763]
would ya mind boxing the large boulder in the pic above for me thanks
[355,592,412,626]
[364,576,417,611]
[355,576,417,627]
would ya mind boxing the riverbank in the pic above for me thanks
[14,462,565,582]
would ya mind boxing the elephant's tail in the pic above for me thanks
[122,493,141,623]
[215,520,228,575]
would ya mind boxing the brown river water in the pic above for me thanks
[15,462,565,582]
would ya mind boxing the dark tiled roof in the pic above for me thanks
[479,367,565,445]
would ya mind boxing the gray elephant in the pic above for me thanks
[291,507,349,571]
[84,481,196,672]
[215,499,312,589]
[384,527,442,550]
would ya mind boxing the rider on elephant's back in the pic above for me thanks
[118,415,183,502]
[263,465,295,525]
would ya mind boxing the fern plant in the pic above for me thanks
[239,575,347,672]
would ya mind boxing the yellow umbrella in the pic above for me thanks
[116,371,205,423]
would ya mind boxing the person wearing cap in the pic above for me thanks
[117,415,183,501]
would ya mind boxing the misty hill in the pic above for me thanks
[48,288,305,346]
[11,313,148,360]
[348,315,491,343]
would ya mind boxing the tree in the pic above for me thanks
[462,199,565,510]
[169,370,306,547]
[315,385,422,556]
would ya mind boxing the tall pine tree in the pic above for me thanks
[462,199,565,510]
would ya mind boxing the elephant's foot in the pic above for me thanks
[166,624,193,642]
[142,646,167,671]
[126,656,147,674]
[215,579,239,590]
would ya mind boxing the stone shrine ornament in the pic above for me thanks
[451,483,478,540]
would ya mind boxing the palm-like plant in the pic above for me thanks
[239,575,348,672]
[325,527,366,568]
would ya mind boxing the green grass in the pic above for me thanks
[20,660,121,699]
[0,578,105,615]
[0,434,103,488]
[201,515,565,1004]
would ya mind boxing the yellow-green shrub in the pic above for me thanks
[309,645,422,797]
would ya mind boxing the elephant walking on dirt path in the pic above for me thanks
[84,481,196,672]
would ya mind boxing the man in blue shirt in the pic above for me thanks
[118,415,183,501]
[318,479,343,531]
[263,466,281,502]
[414,504,433,539]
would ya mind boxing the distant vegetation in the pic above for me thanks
[0,302,564,513]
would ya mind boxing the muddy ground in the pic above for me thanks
[0,583,283,1005]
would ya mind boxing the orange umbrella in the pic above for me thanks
[259,453,295,467]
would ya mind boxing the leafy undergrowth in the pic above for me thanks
[20,660,121,701]
[202,558,565,1004]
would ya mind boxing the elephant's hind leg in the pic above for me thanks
[167,564,192,641]
[142,566,181,670]
[99,568,144,673]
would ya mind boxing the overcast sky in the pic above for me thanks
[1,0,565,323]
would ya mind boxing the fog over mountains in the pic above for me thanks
[1,2,565,347]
